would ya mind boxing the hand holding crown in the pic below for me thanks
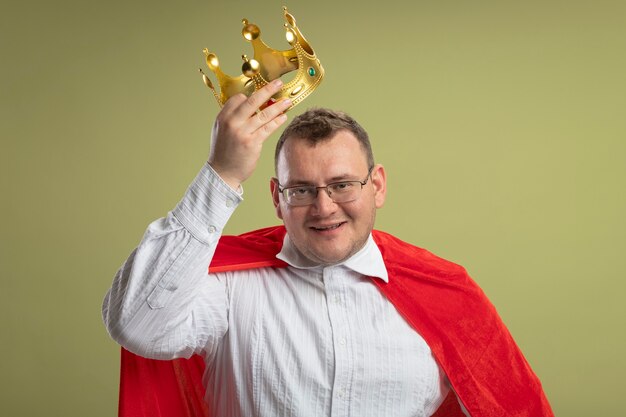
[203,7,324,190]
[208,80,291,190]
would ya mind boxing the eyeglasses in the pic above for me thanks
[277,167,374,206]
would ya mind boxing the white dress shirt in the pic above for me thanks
[103,163,469,417]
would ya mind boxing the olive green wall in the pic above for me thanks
[2,0,624,415]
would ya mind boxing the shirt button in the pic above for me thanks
[225,198,235,208]
[333,295,340,303]
[339,338,346,346]
[208,225,217,233]
[337,388,345,398]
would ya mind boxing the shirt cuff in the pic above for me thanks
[171,162,243,243]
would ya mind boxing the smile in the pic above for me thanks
[310,222,346,232]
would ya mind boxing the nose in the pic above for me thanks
[311,187,337,216]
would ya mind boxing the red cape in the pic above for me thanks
[119,226,553,417]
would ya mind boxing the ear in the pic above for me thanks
[370,164,387,208]
[270,177,284,220]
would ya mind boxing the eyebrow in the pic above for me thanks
[283,173,359,187]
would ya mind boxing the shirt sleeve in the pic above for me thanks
[102,163,242,360]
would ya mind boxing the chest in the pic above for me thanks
[216,266,444,417]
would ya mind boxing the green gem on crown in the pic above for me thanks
[308,67,316,77]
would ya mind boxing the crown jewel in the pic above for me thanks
[200,7,324,110]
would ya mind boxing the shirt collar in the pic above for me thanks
[276,233,389,282]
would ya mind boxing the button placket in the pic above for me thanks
[324,266,353,414]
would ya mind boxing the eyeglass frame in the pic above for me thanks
[275,166,375,206]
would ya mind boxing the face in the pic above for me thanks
[271,130,386,265]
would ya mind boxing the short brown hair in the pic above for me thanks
[274,108,374,172]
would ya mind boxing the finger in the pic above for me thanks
[220,93,248,115]
[248,97,292,133]
[233,79,284,120]
[252,112,288,143]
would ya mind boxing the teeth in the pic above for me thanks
[314,223,341,231]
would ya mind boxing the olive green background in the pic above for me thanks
[2,0,625,415]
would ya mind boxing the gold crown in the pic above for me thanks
[199,7,324,110]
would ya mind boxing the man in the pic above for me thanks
[103,80,553,416]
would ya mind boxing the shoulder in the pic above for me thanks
[210,226,287,273]
[372,230,473,287]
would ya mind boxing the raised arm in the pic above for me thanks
[102,80,291,360]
